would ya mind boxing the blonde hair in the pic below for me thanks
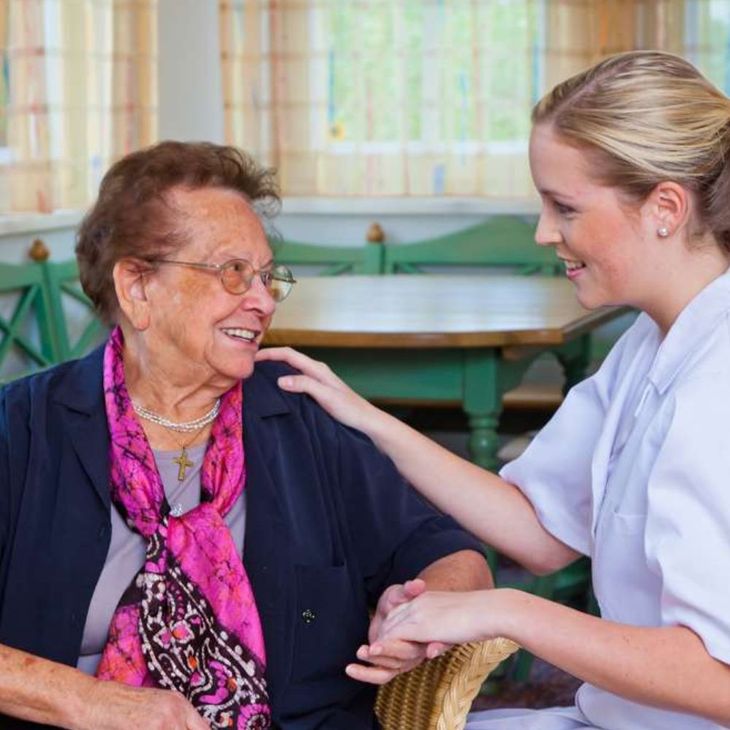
[533,50,730,250]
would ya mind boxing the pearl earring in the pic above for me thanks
[657,226,670,238]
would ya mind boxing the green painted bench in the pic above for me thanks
[383,217,560,276]
[271,237,384,276]
[0,241,106,382]
[0,260,57,381]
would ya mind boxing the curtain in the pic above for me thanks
[222,0,729,199]
[0,0,157,213]
[220,0,540,198]
[545,0,686,90]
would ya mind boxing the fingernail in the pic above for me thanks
[278,376,292,388]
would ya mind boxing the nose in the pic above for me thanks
[534,208,562,248]
[243,272,277,316]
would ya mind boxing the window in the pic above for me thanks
[685,0,730,94]
[323,1,543,155]
[222,0,730,198]
[0,0,156,213]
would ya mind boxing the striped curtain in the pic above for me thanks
[0,0,157,213]
[220,0,730,199]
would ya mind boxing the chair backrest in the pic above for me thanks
[41,258,107,362]
[0,262,57,381]
[383,216,559,275]
[272,238,384,276]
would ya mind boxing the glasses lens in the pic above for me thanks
[220,259,254,294]
[267,264,296,302]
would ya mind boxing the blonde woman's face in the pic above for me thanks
[529,123,654,311]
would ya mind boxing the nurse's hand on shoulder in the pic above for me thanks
[255,347,379,434]
[79,680,210,730]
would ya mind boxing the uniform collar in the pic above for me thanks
[647,267,730,394]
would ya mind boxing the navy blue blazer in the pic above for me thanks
[0,346,482,729]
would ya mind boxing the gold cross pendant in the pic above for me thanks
[173,446,194,482]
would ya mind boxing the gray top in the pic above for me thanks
[76,443,247,675]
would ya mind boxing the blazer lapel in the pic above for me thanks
[54,346,111,510]
[242,369,291,695]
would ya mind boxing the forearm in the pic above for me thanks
[417,549,494,591]
[368,410,577,573]
[261,348,574,570]
[0,643,90,728]
[496,590,730,725]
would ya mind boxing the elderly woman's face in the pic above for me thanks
[143,186,276,386]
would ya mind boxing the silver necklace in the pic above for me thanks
[132,399,221,433]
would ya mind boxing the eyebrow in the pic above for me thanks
[537,187,576,201]
[218,252,274,267]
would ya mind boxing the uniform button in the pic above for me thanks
[301,609,316,624]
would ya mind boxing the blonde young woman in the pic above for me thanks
[258,51,730,729]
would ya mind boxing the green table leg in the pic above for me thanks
[463,350,502,471]
[466,412,501,472]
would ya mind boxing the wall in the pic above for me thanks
[0,213,81,262]
[158,0,224,143]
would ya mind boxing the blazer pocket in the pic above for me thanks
[289,564,369,684]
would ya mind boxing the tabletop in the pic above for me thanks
[265,274,628,349]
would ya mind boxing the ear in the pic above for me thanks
[641,181,691,239]
[113,258,152,330]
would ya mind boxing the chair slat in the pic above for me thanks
[272,238,384,275]
[383,216,559,275]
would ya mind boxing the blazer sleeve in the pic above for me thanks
[330,417,484,603]
[0,388,9,560]
[0,380,31,572]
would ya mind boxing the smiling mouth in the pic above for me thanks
[221,327,259,343]
[562,259,586,272]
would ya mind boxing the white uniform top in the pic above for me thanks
[496,269,730,730]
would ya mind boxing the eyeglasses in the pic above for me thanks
[150,258,297,302]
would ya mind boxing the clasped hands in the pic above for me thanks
[345,578,448,685]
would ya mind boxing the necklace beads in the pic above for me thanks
[132,399,221,432]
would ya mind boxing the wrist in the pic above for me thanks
[367,407,410,451]
[483,588,526,642]
[65,672,101,730]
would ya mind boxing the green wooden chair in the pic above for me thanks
[40,258,106,362]
[382,216,560,275]
[271,237,384,276]
[0,261,57,382]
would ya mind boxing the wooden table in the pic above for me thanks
[265,275,629,469]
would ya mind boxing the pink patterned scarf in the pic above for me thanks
[97,326,270,729]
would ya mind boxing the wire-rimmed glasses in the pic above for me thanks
[150,258,297,302]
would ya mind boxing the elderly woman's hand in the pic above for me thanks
[80,679,210,730]
[256,347,382,434]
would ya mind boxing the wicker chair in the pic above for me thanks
[375,637,519,730]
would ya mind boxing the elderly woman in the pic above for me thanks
[0,142,490,730]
